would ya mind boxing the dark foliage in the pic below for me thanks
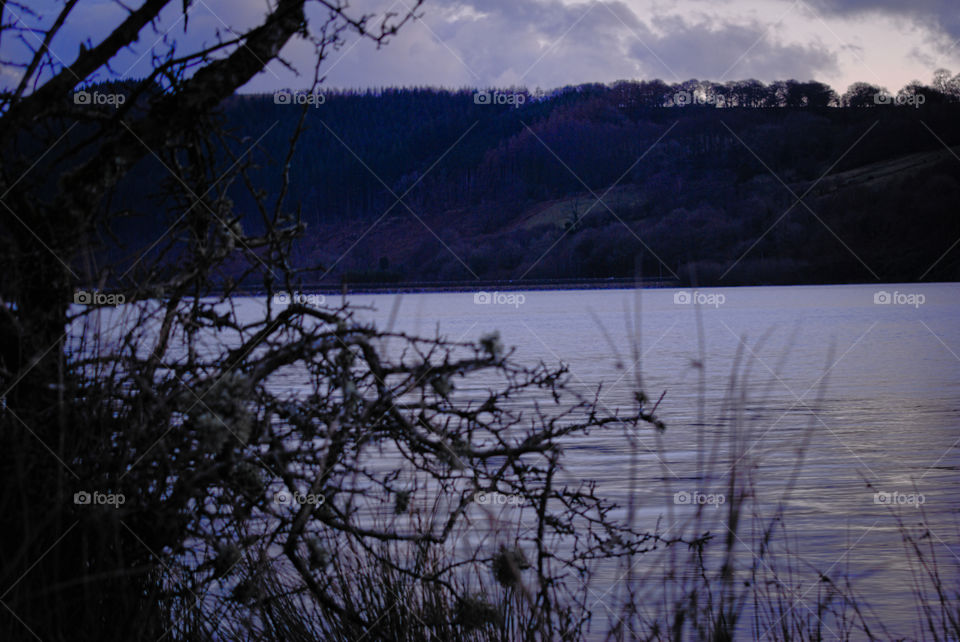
[98,77,960,286]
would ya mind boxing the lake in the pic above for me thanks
[330,282,960,638]
[75,281,959,638]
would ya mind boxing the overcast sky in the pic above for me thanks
[6,0,960,94]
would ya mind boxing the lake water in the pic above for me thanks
[331,282,960,638]
[75,282,959,637]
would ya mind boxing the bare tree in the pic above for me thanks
[0,3,696,640]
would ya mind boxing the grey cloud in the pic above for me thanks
[29,0,938,93]
[414,0,838,87]
[640,16,838,81]
[422,0,648,86]
[803,0,960,44]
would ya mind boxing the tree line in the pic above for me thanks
[85,73,960,285]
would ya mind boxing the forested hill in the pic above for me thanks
[110,78,960,286]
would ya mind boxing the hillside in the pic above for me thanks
[103,81,960,287]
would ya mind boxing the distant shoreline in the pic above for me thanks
[199,278,959,297]
[69,279,959,302]
[235,277,681,296]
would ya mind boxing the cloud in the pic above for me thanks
[640,16,838,81]
[14,0,948,94]
[424,0,839,85]
[278,0,839,91]
[803,0,960,47]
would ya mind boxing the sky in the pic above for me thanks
[5,0,960,95]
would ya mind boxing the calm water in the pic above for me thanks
[334,282,960,637]
[75,282,960,637]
